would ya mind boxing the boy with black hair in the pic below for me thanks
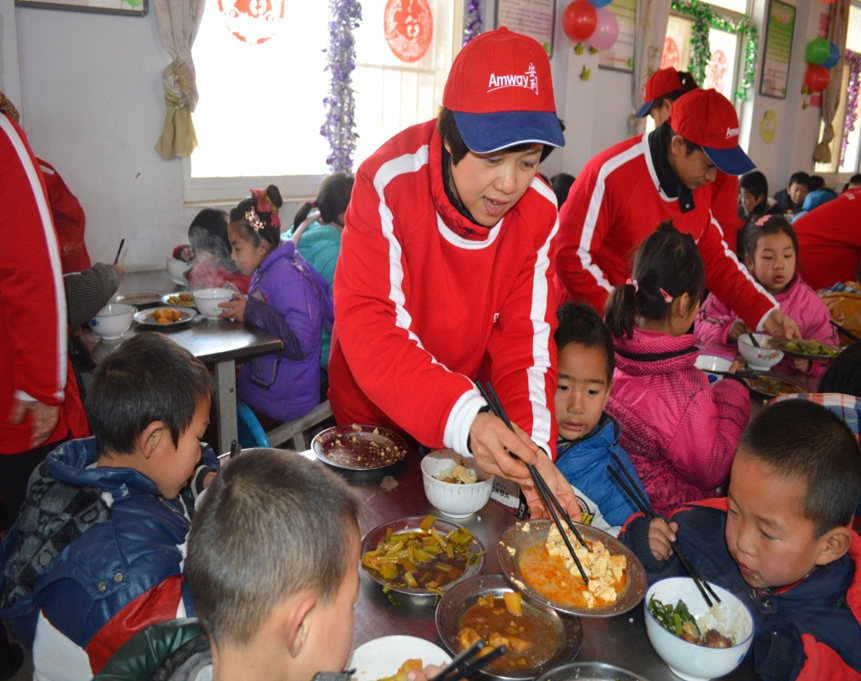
[95,448,361,681]
[774,171,810,214]
[620,399,861,680]
[553,302,646,533]
[0,333,219,681]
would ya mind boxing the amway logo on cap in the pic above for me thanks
[726,126,740,139]
[487,63,538,95]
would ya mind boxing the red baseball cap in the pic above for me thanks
[442,27,565,154]
[635,68,683,118]
[669,89,755,176]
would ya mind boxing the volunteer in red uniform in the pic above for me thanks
[329,27,579,518]
[555,88,799,339]
[793,188,861,290]
[635,68,743,255]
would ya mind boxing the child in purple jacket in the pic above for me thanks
[218,185,334,421]
[604,223,750,517]
[695,215,837,375]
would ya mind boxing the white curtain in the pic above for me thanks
[629,0,673,135]
[154,0,206,160]
[814,0,851,165]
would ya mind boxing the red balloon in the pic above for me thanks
[563,0,597,43]
[804,64,831,93]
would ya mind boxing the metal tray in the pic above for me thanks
[313,424,408,471]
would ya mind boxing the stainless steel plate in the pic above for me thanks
[536,661,652,681]
[313,424,408,471]
[360,515,485,602]
[497,519,647,618]
[112,290,165,309]
[435,574,582,681]
[769,338,841,362]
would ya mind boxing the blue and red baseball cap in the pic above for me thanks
[442,27,565,154]
[635,68,683,118]
[669,89,755,176]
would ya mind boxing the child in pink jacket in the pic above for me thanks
[605,223,750,517]
[695,215,837,375]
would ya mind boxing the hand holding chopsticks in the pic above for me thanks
[607,454,720,608]
[429,640,508,681]
[475,382,591,585]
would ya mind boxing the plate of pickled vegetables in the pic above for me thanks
[360,514,485,601]
[770,338,841,361]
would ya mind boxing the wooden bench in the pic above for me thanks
[265,399,334,451]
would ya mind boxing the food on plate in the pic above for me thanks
[648,596,734,648]
[518,524,627,608]
[434,464,478,485]
[152,308,183,324]
[455,591,558,671]
[166,292,195,306]
[779,339,839,357]
[745,375,805,397]
[361,515,475,592]
[373,658,423,681]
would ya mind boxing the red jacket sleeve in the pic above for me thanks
[797,634,861,681]
[0,116,67,408]
[554,162,615,312]
[697,209,777,331]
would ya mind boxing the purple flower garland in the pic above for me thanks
[321,0,363,173]
[841,50,861,169]
[463,0,483,46]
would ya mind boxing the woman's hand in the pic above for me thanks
[218,293,247,321]
[763,309,801,340]
[522,451,583,521]
[648,518,678,562]
[468,411,538,483]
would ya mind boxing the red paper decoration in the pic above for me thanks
[218,0,285,45]
[384,0,434,63]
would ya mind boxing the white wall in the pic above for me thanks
[1,0,827,270]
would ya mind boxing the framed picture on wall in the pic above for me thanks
[15,0,148,16]
[759,0,796,99]
[495,0,555,57]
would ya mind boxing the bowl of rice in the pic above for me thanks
[420,449,494,519]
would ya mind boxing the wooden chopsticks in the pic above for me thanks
[606,454,720,608]
[475,382,590,585]
[430,640,508,681]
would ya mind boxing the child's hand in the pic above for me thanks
[648,518,678,562]
[727,359,743,375]
[407,665,443,681]
[218,293,247,321]
[727,320,747,342]
[791,357,812,373]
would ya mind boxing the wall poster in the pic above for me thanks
[495,0,555,57]
[759,0,796,99]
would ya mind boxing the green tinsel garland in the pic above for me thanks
[671,0,759,101]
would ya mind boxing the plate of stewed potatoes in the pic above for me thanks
[134,306,196,328]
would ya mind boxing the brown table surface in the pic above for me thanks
[328,449,759,681]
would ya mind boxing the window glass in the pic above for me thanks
[838,4,861,173]
[706,0,748,15]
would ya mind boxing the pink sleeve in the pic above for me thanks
[792,281,840,377]
[664,378,750,489]
[694,293,738,346]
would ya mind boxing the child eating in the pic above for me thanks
[0,333,219,680]
[604,223,750,517]
[620,399,861,680]
[554,302,647,533]
[695,215,837,375]
[95,448,361,681]
[219,185,334,421]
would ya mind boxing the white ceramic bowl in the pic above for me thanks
[193,287,233,319]
[90,303,136,340]
[645,577,754,681]
[737,333,783,370]
[166,257,192,282]
[420,449,494,518]
[694,354,733,384]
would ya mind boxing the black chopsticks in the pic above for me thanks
[430,640,508,681]
[830,319,860,343]
[475,381,590,585]
[113,238,125,265]
[606,454,720,608]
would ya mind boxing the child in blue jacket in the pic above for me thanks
[554,302,647,533]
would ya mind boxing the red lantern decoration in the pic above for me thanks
[804,64,831,93]
[563,0,597,43]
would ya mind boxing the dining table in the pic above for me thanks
[81,269,283,454]
[312,446,760,681]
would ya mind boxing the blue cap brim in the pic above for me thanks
[452,110,565,154]
[703,145,756,176]
[635,99,654,119]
